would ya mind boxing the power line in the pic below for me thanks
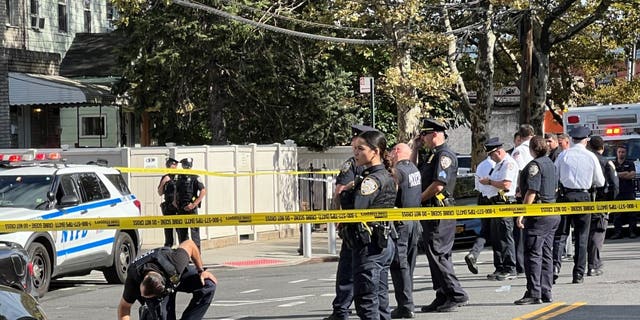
[171,0,390,46]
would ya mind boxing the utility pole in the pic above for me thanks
[519,9,533,125]
[629,38,637,82]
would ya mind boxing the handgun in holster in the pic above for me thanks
[435,190,455,207]
[491,190,508,204]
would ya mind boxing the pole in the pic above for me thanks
[519,10,533,124]
[370,78,376,128]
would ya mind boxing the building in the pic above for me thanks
[1,0,121,148]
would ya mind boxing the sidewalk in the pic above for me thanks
[201,230,339,269]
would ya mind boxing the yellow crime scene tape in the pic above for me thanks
[115,167,340,177]
[0,200,638,233]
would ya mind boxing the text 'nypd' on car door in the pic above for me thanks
[57,173,112,265]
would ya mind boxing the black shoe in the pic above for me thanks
[587,268,603,276]
[391,308,415,319]
[542,296,553,303]
[322,314,345,320]
[572,276,584,284]
[514,297,542,305]
[436,299,469,312]
[495,272,517,281]
[421,296,446,313]
[610,232,623,240]
[487,271,499,280]
[465,253,478,274]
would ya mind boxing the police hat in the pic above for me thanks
[420,118,448,133]
[165,157,179,168]
[351,124,377,137]
[180,158,193,169]
[484,137,504,154]
[569,126,591,140]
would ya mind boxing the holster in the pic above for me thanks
[592,213,608,232]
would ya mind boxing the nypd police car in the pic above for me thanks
[0,152,141,297]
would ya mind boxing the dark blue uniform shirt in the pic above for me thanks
[418,144,458,201]
[615,159,635,195]
[519,156,557,204]
[394,160,422,208]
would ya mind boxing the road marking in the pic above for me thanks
[288,279,308,284]
[240,289,261,294]
[513,302,566,320]
[537,302,587,320]
[278,301,306,307]
[317,278,336,282]
[321,293,335,297]
[213,294,315,307]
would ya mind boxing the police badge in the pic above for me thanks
[440,156,452,169]
[528,164,539,177]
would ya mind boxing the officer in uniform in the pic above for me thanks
[587,136,618,276]
[464,154,495,274]
[478,138,519,281]
[512,124,535,276]
[117,239,217,320]
[158,158,179,248]
[413,118,468,313]
[346,130,396,319]
[611,145,637,239]
[324,124,376,320]
[389,143,421,319]
[514,136,560,305]
[175,158,207,252]
[555,126,604,284]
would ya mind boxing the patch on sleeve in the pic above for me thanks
[440,155,452,169]
[507,162,514,170]
[512,151,520,160]
[528,164,539,177]
[340,160,352,173]
[360,177,379,196]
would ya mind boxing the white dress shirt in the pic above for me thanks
[475,157,496,197]
[555,143,605,189]
[487,155,519,197]
[511,139,533,171]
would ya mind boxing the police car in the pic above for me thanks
[0,152,141,297]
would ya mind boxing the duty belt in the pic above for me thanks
[564,188,588,193]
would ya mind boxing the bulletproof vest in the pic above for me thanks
[131,248,181,292]
[175,174,197,206]
[595,154,616,200]
[395,160,422,208]
[163,174,176,203]
[359,165,396,209]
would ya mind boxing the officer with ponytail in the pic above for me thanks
[158,158,179,248]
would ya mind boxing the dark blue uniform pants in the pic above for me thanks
[331,241,353,318]
[490,217,516,274]
[588,215,608,271]
[613,192,638,234]
[524,216,560,299]
[352,237,395,320]
[161,203,179,248]
[390,221,418,313]
[563,191,591,278]
[142,266,216,320]
[552,215,570,274]
[421,220,468,303]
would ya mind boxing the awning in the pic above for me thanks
[8,72,115,106]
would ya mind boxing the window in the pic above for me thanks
[58,0,68,33]
[6,0,19,26]
[80,115,106,137]
[77,173,109,202]
[83,0,91,32]
[105,174,131,195]
[55,175,80,205]
[106,1,117,30]
[30,0,39,28]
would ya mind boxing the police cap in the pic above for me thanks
[180,158,193,169]
[420,118,448,133]
[166,157,179,168]
[484,137,504,154]
[569,126,591,140]
[351,124,377,137]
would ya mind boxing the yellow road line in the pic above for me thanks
[536,302,587,320]
[513,302,566,320]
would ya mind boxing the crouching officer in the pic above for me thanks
[345,130,396,319]
[175,158,207,252]
[117,239,217,320]
[478,138,519,281]
[413,118,468,313]
[158,158,179,248]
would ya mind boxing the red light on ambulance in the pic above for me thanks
[7,155,22,162]
[34,153,46,160]
[567,115,580,124]
[605,127,622,136]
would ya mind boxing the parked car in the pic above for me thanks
[0,241,34,296]
[0,152,142,297]
[0,284,47,319]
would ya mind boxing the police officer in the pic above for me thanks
[175,158,207,252]
[587,136,618,276]
[158,158,179,248]
[324,124,376,320]
[478,138,519,281]
[611,145,637,239]
[346,130,396,319]
[413,118,468,313]
[545,133,561,162]
[514,136,560,305]
[389,143,421,319]
[464,154,495,274]
[512,124,535,276]
[555,126,604,284]
[117,239,217,320]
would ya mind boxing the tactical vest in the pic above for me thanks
[131,248,181,295]
[175,174,197,207]
[162,174,176,203]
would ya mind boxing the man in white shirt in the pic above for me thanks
[511,124,535,275]
[555,126,605,284]
[464,154,496,274]
[479,138,520,281]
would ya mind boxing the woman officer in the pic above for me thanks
[348,130,397,319]
[515,136,560,305]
